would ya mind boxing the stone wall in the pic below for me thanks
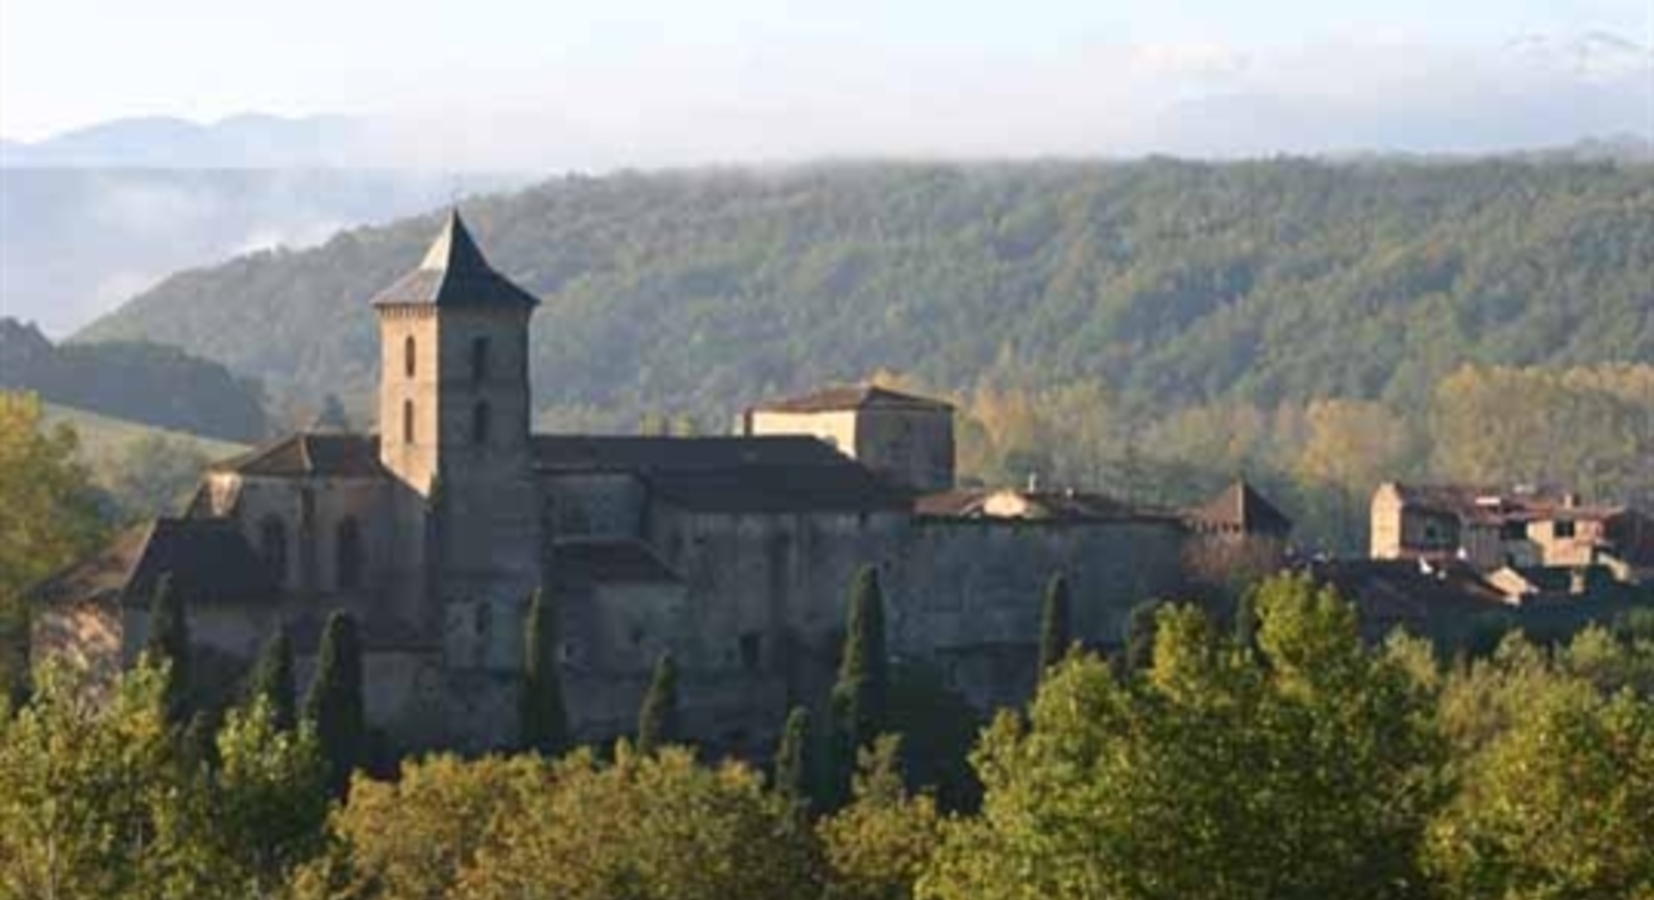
[892,516,1188,709]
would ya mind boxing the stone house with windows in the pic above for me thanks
[1370,482,1653,584]
[32,212,1268,754]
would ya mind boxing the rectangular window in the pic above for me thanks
[1553,520,1576,539]
[739,632,761,672]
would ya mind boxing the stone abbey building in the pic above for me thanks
[33,213,1284,754]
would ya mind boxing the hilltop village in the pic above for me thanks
[29,214,1654,755]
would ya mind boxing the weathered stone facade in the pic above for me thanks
[34,213,1260,756]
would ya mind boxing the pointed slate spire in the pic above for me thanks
[419,209,492,273]
[371,209,539,309]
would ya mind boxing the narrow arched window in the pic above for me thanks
[404,335,416,378]
[470,336,490,383]
[403,400,415,445]
[472,400,491,446]
[259,515,288,587]
[336,517,363,590]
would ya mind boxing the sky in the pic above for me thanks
[1,0,1651,163]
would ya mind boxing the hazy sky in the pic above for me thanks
[2,0,1651,161]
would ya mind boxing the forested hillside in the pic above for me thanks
[77,160,1654,547]
[0,319,267,442]
[81,159,1654,422]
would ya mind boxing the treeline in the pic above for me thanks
[912,361,1654,551]
[0,318,268,442]
[3,572,1652,899]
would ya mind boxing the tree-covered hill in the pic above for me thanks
[0,318,268,442]
[78,159,1654,430]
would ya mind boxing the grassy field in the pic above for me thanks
[43,402,248,475]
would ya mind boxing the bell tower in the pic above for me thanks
[372,211,541,677]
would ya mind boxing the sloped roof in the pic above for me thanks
[753,384,953,414]
[534,435,851,472]
[1186,481,1293,536]
[553,539,681,584]
[370,211,540,309]
[1386,482,1623,524]
[211,433,385,479]
[1305,559,1510,629]
[31,518,277,608]
[534,435,907,513]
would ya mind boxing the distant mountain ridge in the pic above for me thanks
[0,167,532,335]
[0,114,372,168]
[77,159,1654,432]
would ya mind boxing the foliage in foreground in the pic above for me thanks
[2,575,1651,900]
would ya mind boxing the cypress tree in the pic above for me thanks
[1125,600,1161,674]
[636,652,679,755]
[519,588,569,755]
[1037,572,1072,678]
[305,611,365,796]
[827,565,889,808]
[144,573,190,726]
[248,629,297,732]
[773,706,812,809]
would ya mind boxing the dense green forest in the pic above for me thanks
[80,159,1653,426]
[0,318,267,442]
[74,159,1654,547]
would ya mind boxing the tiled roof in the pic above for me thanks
[211,433,385,479]
[553,539,681,584]
[30,518,277,608]
[370,211,539,310]
[752,384,953,414]
[1387,482,1622,524]
[534,435,907,513]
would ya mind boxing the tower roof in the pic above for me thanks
[1187,480,1293,536]
[370,210,540,309]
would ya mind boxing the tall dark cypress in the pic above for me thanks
[834,565,888,745]
[248,629,297,731]
[304,612,365,796]
[1037,572,1073,679]
[827,565,889,808]
[773,706,812,808]
[144,573,190,726]
[1125,600,1161,674]
[636,652,679,755]
[519,588,569,755]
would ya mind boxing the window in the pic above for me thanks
[470,336,490,383]
[403,400,415,444]
[1554,520,1576,539]
[336,517,363,590]
[472,400,492,446]
[739,632,761,672]
[259,516,288,586]
[1500,521,1528,541]
[404,335,416,378]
